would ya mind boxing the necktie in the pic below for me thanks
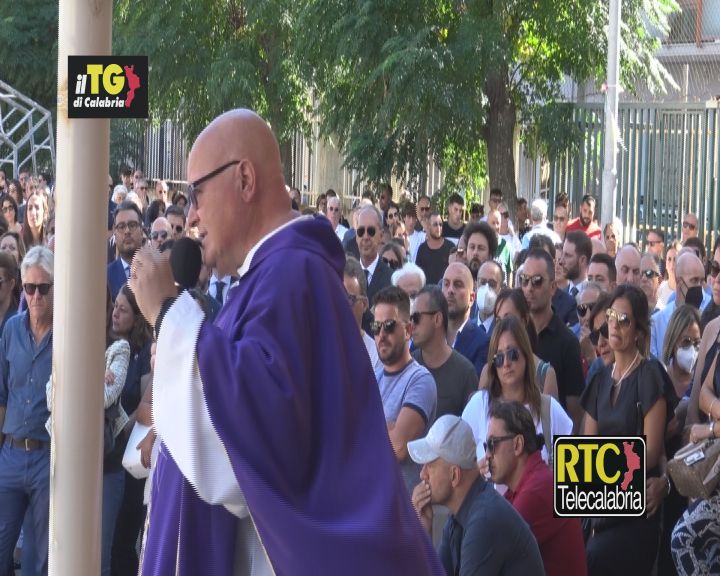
[125,265,130,279]
[364,269,370,283]
[479,323,487,335]
[570,286,579,298]
[215,280,225,304]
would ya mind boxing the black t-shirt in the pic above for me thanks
[412,349,477,417]
[442,222,465,241]
[536,314,584,408]
[415,239,455,285]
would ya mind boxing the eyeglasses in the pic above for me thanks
[2,205,14,213]
[501,211,509,219]
[114,221,141,233]
[709,261,720,278]
[577,303,595,317]
[679,337,701,350]
[327,206,340,212]
[173,225,184,234]
[187,160,241,208]
[370,319,398,336]
[589,322,609,346]
[606,307,631,328]
[387,212,398,220]
[357,226,377,238]
[410,310,438,324]
[478,278,498,290]
[519,274,545,288]
[483,435,516,454]
[641,269,660,280]
[492,347,521,368]
[151,231,168,241]
[682,221,697,230]
[24,282,52,296]
[419,206,430,213]
[382,257,401,270]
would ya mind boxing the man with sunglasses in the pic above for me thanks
[416,212,455,285]
[356,205,393,306]
[681,212,699,243]
[409,415,543,576]
[522,249,584,428]
[164,205,186,241]
[411,286,476,418]
[0,246,54,575]
[639,253,663,314]
[107,201,144,300]
[374,286,437,494]
[149,217,172,250]
[130,110,444,575]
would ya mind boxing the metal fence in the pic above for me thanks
[548,101,720,247]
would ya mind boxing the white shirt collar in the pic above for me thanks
[481,315,494,333]
[363,253,380,277]
[237,216,308,278]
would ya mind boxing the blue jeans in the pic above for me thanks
[101,470,125,576]
[0,443,50,576]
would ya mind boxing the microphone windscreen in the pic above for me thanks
[170,237,202,290]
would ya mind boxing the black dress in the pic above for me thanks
[580,358,676,576]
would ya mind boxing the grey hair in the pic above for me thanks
[358,205,382,227]
[21,245,54,282]
[530,198,547,223]
[391,262,426,288]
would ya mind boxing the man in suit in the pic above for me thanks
[107,201,144,300]
[357,205,392,306]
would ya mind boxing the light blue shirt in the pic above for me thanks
[650,292,711,359]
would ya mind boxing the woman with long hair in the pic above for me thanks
[581,284,675,575]
[583,293,616,385]
[462,316,571,473]
[478,288,559,400]
[21,192,48,248]
[1,195,22,235]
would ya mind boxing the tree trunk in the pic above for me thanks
[484,70,518,220]
[278,139,293,185]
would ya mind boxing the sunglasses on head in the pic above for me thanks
[679,337,701,350]
[577,303,595,317]
[370,319,398,336]
[483,435,516,454]
[357,226,377,238]
[382,257,401,270]
[410,310,438,324]
[641,269,660,280]
[151,231,168,241]
[606,307,631,328]
[589,322,609,346]
[492,347,521,368]
[24,282,52,296]
[519,274,544,288]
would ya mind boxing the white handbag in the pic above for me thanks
[122,422,151,479]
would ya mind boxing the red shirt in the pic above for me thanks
[566,217,602,240]
[505,451,588,576]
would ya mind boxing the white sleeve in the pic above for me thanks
[550,397,573,436]
[153,291,249,519]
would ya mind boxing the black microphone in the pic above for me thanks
[170,237,202,291]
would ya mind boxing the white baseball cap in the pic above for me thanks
[408,415,477,470]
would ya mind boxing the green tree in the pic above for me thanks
[114,0,312,178]
[297,0,678,214]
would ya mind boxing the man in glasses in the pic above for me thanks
[165,205,186,242]
[415,212,455,285]
[639,253,662,314]
[149,217,172,250]
[681,212,699,243]
[107,201,144,300]
[566,194,602,240]
[442,262,488,376]
[344,257,382,374]
[409,415,543,575]
[441,193,465,245]
[411,286,476,418]
[416,195,432,232]
[129,110,443,574]
[485,402,587,576]
[0,246,54,574]
[522,249,584,428]
[356,205,393,306]
[373,286,437,495]
[326,196,348,241]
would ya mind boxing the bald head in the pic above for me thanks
[444,262,474,288]
[675,251,705,305]
[615,244,641,286]
[186,109,295,276]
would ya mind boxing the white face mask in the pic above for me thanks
[675,344,699,374]
[476,284,497,318]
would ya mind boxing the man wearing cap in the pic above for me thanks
[410,415,544,576]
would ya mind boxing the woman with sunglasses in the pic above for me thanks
[658,240,683,308]
[581,284,675,576]
[462,316,572,476]
[577,283,606,367]
[583,294,615,384]
[380,242,404,271]
[479,288,559,402]
[1,195,21,235]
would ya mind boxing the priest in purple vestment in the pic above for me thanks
[128,109,443,575]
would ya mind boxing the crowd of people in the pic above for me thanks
[1,153,720,575]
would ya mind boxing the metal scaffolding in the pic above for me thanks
[0,78,55,177]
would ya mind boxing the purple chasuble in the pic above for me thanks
[142,215,443,575]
